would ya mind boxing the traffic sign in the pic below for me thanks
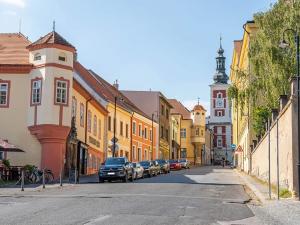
[231,144,236,149]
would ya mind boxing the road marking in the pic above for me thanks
[83,215,112,225]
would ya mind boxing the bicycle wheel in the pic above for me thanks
[45,172,54,184]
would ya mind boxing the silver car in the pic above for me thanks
[179,158,190,169]
[132,162,144,179]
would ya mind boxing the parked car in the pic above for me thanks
[140,161,156,177]
[98,157,134,183]
[179,158,190,169]
[169,159,182,170]
[132,162,144,179]
[156,159,170,174]
[151,160,161,175]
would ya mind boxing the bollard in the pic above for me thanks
[74,169,77,184]
[60,169,63,187]
[42,168,45,189]
[21,170,24,191]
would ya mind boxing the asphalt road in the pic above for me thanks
[0,166,263,225]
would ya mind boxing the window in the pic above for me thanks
[160,126,164,138]
[34,53,41,61]
[132,146,136,160]
[80,103,84,127]
[87,110,92,133]
[71,97,77,118]
[120,121,123,136]
[161,104,164,116]
[180,128,186,138]
[166,109,169,119]
[201,129,204,136]
[196,128,199,136]
[31,79,42,105]
[217,111,223,117]
[55,79,69,105]
[144,150,147,160]
[138,124,142,137]
[132,121,136,135]
[144,127,148,139]
[98,119,101,139]
[217,92,222,98]
[138,148,142,161]
[0,81,9,107]
[93,115,97,136]
[58,52,67,62]
[166,129,169,141]
[125,124,129,138]
[180,148,187,158]
[217,136,222,147]
[150,129,152,141]
[108,116,112,131]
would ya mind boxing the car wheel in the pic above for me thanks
[129,174,134,182]
[99,177,104,183]
[123,174,128,183]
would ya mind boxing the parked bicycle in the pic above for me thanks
[16,166,54,185]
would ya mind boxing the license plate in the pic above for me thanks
[107,172,115,175]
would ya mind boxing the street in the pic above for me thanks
[0,166,264,225]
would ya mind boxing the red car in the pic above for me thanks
[168,159,182,170]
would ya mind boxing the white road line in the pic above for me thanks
[83,215,112,225]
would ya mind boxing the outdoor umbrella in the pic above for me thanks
[0,139,24,152]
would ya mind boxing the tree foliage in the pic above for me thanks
[232,0,300,136]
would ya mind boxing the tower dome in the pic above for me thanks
[213,37,228,84]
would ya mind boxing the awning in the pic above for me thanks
[0,139,24,152]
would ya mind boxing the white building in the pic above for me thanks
[207,40,232,163]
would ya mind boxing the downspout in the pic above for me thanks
[130,112,134,161]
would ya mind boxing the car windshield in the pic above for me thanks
[169,160,178,163]
[156,160,165,164]
[179,159,187,162]
[105,158,125,165]
[140,161,150,166]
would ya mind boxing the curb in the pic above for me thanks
[234,169,267,204]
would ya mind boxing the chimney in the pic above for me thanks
[113,79,119,90]
[271,109,279,122]
[279,95,288,111]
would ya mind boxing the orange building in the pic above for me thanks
[131,113,157,162]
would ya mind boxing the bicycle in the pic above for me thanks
[30,166,54,184]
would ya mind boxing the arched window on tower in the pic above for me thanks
[217,92,222,99]
[34,53,41,61]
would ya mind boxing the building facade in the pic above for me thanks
[230,21,258,172]
[207,40,233,164]
[121,91,171,160]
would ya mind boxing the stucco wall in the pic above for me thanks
[251,100,296,193]
[0,73,41,167]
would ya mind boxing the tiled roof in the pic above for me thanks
[193,104,206,111]
[0,33,31,64]
[27,31,75,50]
[168,99,191,120]
[74,62,151,120]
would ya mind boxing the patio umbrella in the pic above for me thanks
[0,139,24,152]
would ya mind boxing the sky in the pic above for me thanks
[0,0,276,115]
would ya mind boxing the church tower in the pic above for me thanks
[208,38,232,164]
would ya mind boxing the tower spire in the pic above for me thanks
[52,20,56,32]
[213,37,228,84]
[197,97,200,105]
[219,35,222,49]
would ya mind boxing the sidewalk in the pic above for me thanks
[235,169,300,225]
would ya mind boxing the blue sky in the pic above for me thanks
[0,0,276,114]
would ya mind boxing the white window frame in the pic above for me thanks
[144,127,148,139]
[0,82,9,107]
[31,80,42,105]
[138,124,142,137]
[217,136,222,148]
[55,80,68,105]
[132,121,136,135]
[180,128,186,138]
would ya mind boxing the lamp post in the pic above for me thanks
[279,28,299,199]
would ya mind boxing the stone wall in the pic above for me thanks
[251,79,299,194]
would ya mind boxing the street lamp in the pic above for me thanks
[279,28,299,199]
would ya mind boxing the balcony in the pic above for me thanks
[191,136,205,143]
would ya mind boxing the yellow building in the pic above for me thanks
[170,114,181,159]
[230,21,258,172]
[0,31,109,178]
[168,99,206,164]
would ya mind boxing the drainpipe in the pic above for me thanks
[130,112,134,161]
